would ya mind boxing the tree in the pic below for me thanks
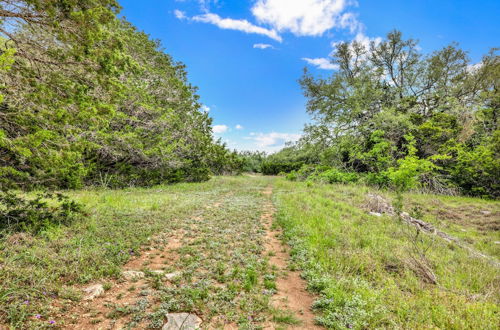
[297,30,499,196]
[0,2,237,189]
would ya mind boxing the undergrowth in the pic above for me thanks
[0,192,83,235]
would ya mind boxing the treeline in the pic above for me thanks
[0,0,239,190]
[268,31,499,198]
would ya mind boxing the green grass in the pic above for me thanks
[273,179,499,329]
[1,175,498,329]
[401,192,500,257]
[0,176,280,328]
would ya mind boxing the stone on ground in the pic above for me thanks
[164,271,182,280]
[122,270,145,280]
[162,313,202,330]
[83,284,104,300]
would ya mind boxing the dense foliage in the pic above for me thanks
[238,151,267,173]
[261,161,303,175]
[0,0,236,190]
[280,31,499,197]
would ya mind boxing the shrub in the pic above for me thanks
[0,192,83,235]
[363,172,391,187]
[285,172,298,181]
[449,139,500,198]
[316,169,359,184]
[261,162,303,175]
[286,165,360,185]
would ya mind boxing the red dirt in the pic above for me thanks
[261,186,322,330]
[56,230,185,329]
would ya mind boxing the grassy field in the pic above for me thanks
[273,179,499,329]
[0,176,499,329]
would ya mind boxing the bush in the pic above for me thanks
[286,165,360,184]
[286,172,298,181]
[261,162,303,175]
[316,169,359,184]
[0,192,83,235]
[363,172,391,188]
[449,139,500,198]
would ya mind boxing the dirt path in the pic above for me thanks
[261,186,321,329]
[51,181,321,329]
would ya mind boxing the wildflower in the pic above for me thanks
[35,314,41,319]
[23,300,29,305]
[49,320,56,324]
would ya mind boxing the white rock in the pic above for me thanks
[83,284,104,300]
[369,212,382,217]
[122,270,145,280]
[149,270,181,280]
[165,272,182,280]
[480,210,491,215]
[162,313,202,330]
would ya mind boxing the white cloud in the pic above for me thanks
[302,57,339,70]
[467,62,482,73]
[352,31,382,49]
[191,13,282,42]
[253,43,274,49]
[252,0,356,37]
[201,105,210,112]
[247,132,301,152]
[338,12,362,34]
[213,124,228,133]
[235,124,244,130]
[174,9,187,20]
[330,31,383,61]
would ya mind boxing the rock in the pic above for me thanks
[366,194,394,214]
[122,270,145,280]
[162,313,202,330]
[369,212,382,217]
[83,284,104,300]
[480,210,491,215]
[164,272,182,280]
[148,270,180,280]
[494,241,500,245]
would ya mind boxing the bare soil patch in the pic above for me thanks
[56,230,185,329]
[261,186,322,329]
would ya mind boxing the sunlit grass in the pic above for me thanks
[0,176,274,328]
[273,179,499,329]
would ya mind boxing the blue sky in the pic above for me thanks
[118,0,499,152]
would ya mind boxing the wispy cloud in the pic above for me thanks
[235,124,244,130]
[302,57,339,70]
[191,13,282,42]
[253,43,274,49]
[174,9,187,20]
[246,132,301,151]
[213,124,228,133]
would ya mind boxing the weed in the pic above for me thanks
[271,308,301,325]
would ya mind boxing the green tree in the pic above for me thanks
[298,30,498,197]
